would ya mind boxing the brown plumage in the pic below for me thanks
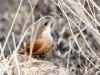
[19,20,53,55]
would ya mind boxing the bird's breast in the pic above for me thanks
[33,34,53,55]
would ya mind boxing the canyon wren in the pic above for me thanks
[19,20,53,55]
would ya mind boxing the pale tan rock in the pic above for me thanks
[0,54,75,75]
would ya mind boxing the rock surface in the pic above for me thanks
[0,54,75,75]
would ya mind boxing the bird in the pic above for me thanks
[18,20,53,56]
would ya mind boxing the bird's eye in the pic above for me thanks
[44,22,48,26]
